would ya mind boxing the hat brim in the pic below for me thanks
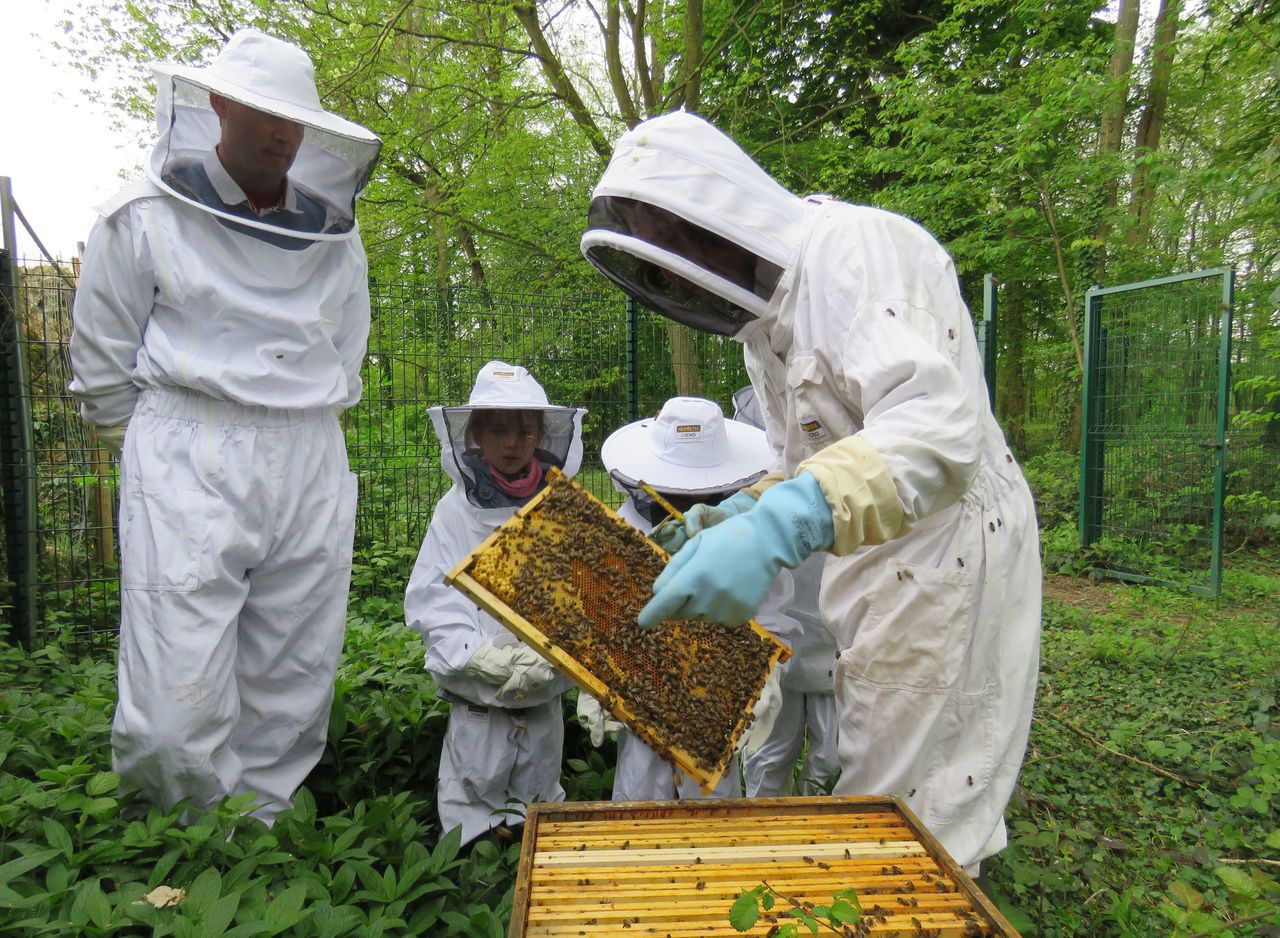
[152,63,380,145]
[601,417,775,493]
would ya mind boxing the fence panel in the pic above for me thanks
[1079,269,1234,595]
[5,266,750,648]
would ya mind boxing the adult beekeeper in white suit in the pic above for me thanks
[580,111,1041,873]
[583,396,790,801]
[404,361,586,845]
[733,386,840,798]
[68,29,380,822]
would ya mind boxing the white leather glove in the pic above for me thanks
[460,643,521,685]
[737,670,783,756]
[576,692,622,747]
[495,646,558,704]
[91,420,129,458]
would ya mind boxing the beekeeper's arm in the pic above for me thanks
[67,207,156,451]
[404,505,556,707]
[332,238,371,411]
[639,299,979,627]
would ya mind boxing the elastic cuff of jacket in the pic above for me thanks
[797,436,906,556]
[744,470,785,500]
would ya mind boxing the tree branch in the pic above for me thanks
[512,4,612,160]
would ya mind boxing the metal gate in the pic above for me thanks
[1079,269,1235,595]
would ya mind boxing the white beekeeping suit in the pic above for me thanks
[580,111,1041,872]
[594,396,793,801]
[405,361,586,845]
[67,29,381,823]
[734,387,840,797]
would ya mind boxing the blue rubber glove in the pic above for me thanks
[650,489,759,553]
[637,473,834,628]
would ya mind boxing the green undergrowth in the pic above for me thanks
[987,547,1280,935]
[2,544,1277,935]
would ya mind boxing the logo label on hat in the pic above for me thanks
[674,423,702,441]
[799,417,828,443]
[490,369,518,382]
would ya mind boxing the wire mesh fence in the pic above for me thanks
[1080,270,1234,594]
[3,249,1275,647]
[0,258,748,650]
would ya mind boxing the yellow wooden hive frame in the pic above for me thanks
[445,468,791,793]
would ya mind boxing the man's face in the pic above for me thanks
[209,93,304,197]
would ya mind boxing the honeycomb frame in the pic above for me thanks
[445,468,791,792]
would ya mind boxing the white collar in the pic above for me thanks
[203,148,301,215]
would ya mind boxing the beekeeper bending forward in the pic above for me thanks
[580,112,1041,872]
[68,29,380,822]
[405,361,586,845]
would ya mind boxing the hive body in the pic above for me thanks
[510,796,1020,937]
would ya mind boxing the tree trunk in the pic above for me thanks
[666,322,705,396]
[1094,0,1141,282]
[1126,0,1181,248]
[513,4,612,160]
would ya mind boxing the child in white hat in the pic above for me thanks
[405,361,586,844]
[585,396,791,800]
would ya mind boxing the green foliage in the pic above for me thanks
[988,557,1280,935]
[0,551,520,937]
[1023,449,1079,530]
[729,882,862,936]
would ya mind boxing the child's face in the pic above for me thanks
[476,410,540,477]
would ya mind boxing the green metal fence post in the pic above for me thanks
[1209,269,1235,597]
[626,297,639,422]
[0,177,38,648]
[1078,288,1105,548]
[981,274,998,411]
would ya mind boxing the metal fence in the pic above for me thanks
[1079,269,1235,595]
[0,255,753,650]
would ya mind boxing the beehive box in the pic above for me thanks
[510,796,1020,937]
[445,468,791,793]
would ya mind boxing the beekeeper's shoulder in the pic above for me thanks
[93,179,167,221]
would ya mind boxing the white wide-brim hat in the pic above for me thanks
[151,28,378,145]
[602,396,773,494]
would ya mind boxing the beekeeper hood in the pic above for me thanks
[148,28,381,241]
[602,396,772,518]
[581,111,808,338]
[430,361,587,507]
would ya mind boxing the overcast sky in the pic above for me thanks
[0,3,145,261]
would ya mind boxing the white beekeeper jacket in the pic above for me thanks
[404,362,586,843]
[581,111,1042,870]
[69,29,379,429]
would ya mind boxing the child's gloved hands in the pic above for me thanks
[575,692,622,747]
[649,489,759,554]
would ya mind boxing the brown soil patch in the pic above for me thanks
[1041,574,1121,614]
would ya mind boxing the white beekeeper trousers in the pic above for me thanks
[110,388,357,822]
[612,728,742,802]
[743,691,839,797]
[437,697,565,845]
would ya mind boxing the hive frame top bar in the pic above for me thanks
[444,468,790,792]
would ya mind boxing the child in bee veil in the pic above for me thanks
[404,361,587,845]
[587,396,793,800]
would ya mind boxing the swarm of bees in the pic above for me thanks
[462,471,779,772]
